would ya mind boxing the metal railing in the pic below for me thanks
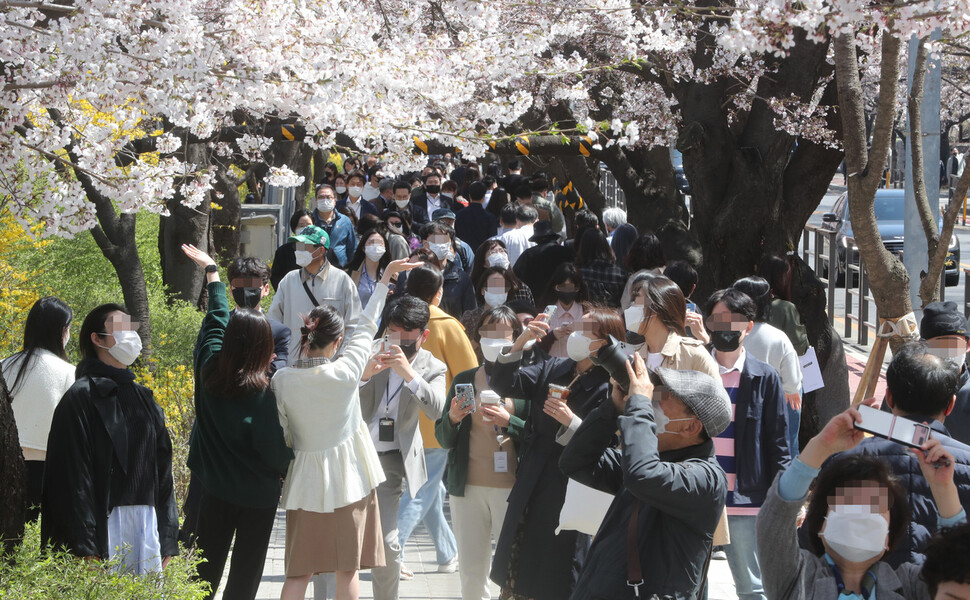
[801,224,966,347]
[801,224,838,326]
[598,165,627,210]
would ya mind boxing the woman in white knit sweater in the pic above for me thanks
[272,258,419,600]
[0,297,75,521]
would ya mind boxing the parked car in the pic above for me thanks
[670,148,691,195]
[820,189,960,286]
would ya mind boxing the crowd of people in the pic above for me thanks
[5,154,970,600]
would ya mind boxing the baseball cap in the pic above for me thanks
[289,225,330,249]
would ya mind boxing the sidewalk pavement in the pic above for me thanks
[214,508,738,600]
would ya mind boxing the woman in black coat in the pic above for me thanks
[486,306,624,600]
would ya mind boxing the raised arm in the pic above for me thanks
[182,245,227,369]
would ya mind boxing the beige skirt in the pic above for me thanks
[284,490,385,576]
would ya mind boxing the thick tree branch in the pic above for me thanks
[909,37,937,255]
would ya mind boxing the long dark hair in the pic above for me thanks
[79,303,128,363]
[639,276,687,336]
[575,229,615,267]
[758,255,794,302]
[204,309,274,396]
[6,297,73,394]
[540,262,588,308]
[347,228,392,274]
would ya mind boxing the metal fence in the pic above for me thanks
[800,224,959,346]
[598,165,626,210]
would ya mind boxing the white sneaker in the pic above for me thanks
[437,558,458,573]
[400,564,414,580]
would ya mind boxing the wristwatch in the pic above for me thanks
[205,264,219,273]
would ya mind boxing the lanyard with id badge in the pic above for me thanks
[480,389,509,473]
[380,376,405,442]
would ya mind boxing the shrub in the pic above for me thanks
[0,520,209,599]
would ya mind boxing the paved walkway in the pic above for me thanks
[213,507,736,600]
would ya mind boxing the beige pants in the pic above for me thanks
[451,485,511,600]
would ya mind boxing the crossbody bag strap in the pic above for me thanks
[302,278,320,306]
[627,500,644,597]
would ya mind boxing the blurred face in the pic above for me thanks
[324,168,336,180]
[479,318,515,344]
[347,174,365,188]
[927,335,970,363]
[387,217,404,232]
[297,215,313,230]
[486,273,508,295]
[935,581,970,600]
[426,175,441,190]
[653,389,699,451]
[387,323,428,353]
[394,187,411,203]
[364,233,385,252]
[99,311,138,349]
[707,302,753,336]
[818,481,891,567]
[335,175,347,188]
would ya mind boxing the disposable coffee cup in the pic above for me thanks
[548,384,570,400]
[479,390,502,423]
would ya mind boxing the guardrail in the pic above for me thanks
[800,226,956,346]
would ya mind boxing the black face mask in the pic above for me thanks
[425,184,441,195]
[232,287,262,309]
[399,341,419,360]
[557,290,578,305]
[710,330,742,352]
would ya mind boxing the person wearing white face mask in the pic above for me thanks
[559,356,734,600]
[312,185,357,269]
[486,307,624,600]
[835,342,970,568]
[347,230,392,307]
[2,296,75,525]
[420,223,478,319]
[435,307,530,600]
[42,302,179,575]
[912,301,970,445]
[338,171,379,222]
[269,225,362,366]
[461,242,536,336]
[757,401,965,600]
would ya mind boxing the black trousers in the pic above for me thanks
[25,460,45,522]
[194,486,277,600]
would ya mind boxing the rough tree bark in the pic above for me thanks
[211,165,251,264]
[912,37,970,307]
[159,142,213,307]
[835,29,912,349]
[0,370,25,552]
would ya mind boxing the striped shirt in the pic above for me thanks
[713,349,761,516]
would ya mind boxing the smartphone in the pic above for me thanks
[456,383,476,412]
[536,304,558,324]
[380,335,390,353]
[686,301,698,313]
[854,404,932,449]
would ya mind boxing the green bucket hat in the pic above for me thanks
[289,225,330,249]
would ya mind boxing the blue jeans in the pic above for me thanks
[724,514,765,600]
[397,448,457,565]
[786,401,801,458]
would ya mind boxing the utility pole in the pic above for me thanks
[904,32,943,309]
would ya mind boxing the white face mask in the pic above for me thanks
[820,504,889,563]
[624,305,645,334]
[566,331,595,362]
[347,186,363,199]
[927,346,967,369]
[362,185,381,201]
[99,330,142,366]
[480,337,511,363]
[429,242,451,261]
[317,198,335,213]
[487,252,510,270]
[395,198,411,209]
[335,185,347,194]
[295,250,314,267]
[483,290,508,308]
[364,245,385,262]
[651,400,695,435]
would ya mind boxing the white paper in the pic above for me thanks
[799,346,824,393]
[556,479,615,536]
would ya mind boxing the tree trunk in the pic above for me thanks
[159,143,213,307]
[211,164,248,264]
[0,369,25,552]
[834,30,912,350]
[90,215,153,351]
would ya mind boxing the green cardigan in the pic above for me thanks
[187,281,294,509]
[434,367,529,497]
